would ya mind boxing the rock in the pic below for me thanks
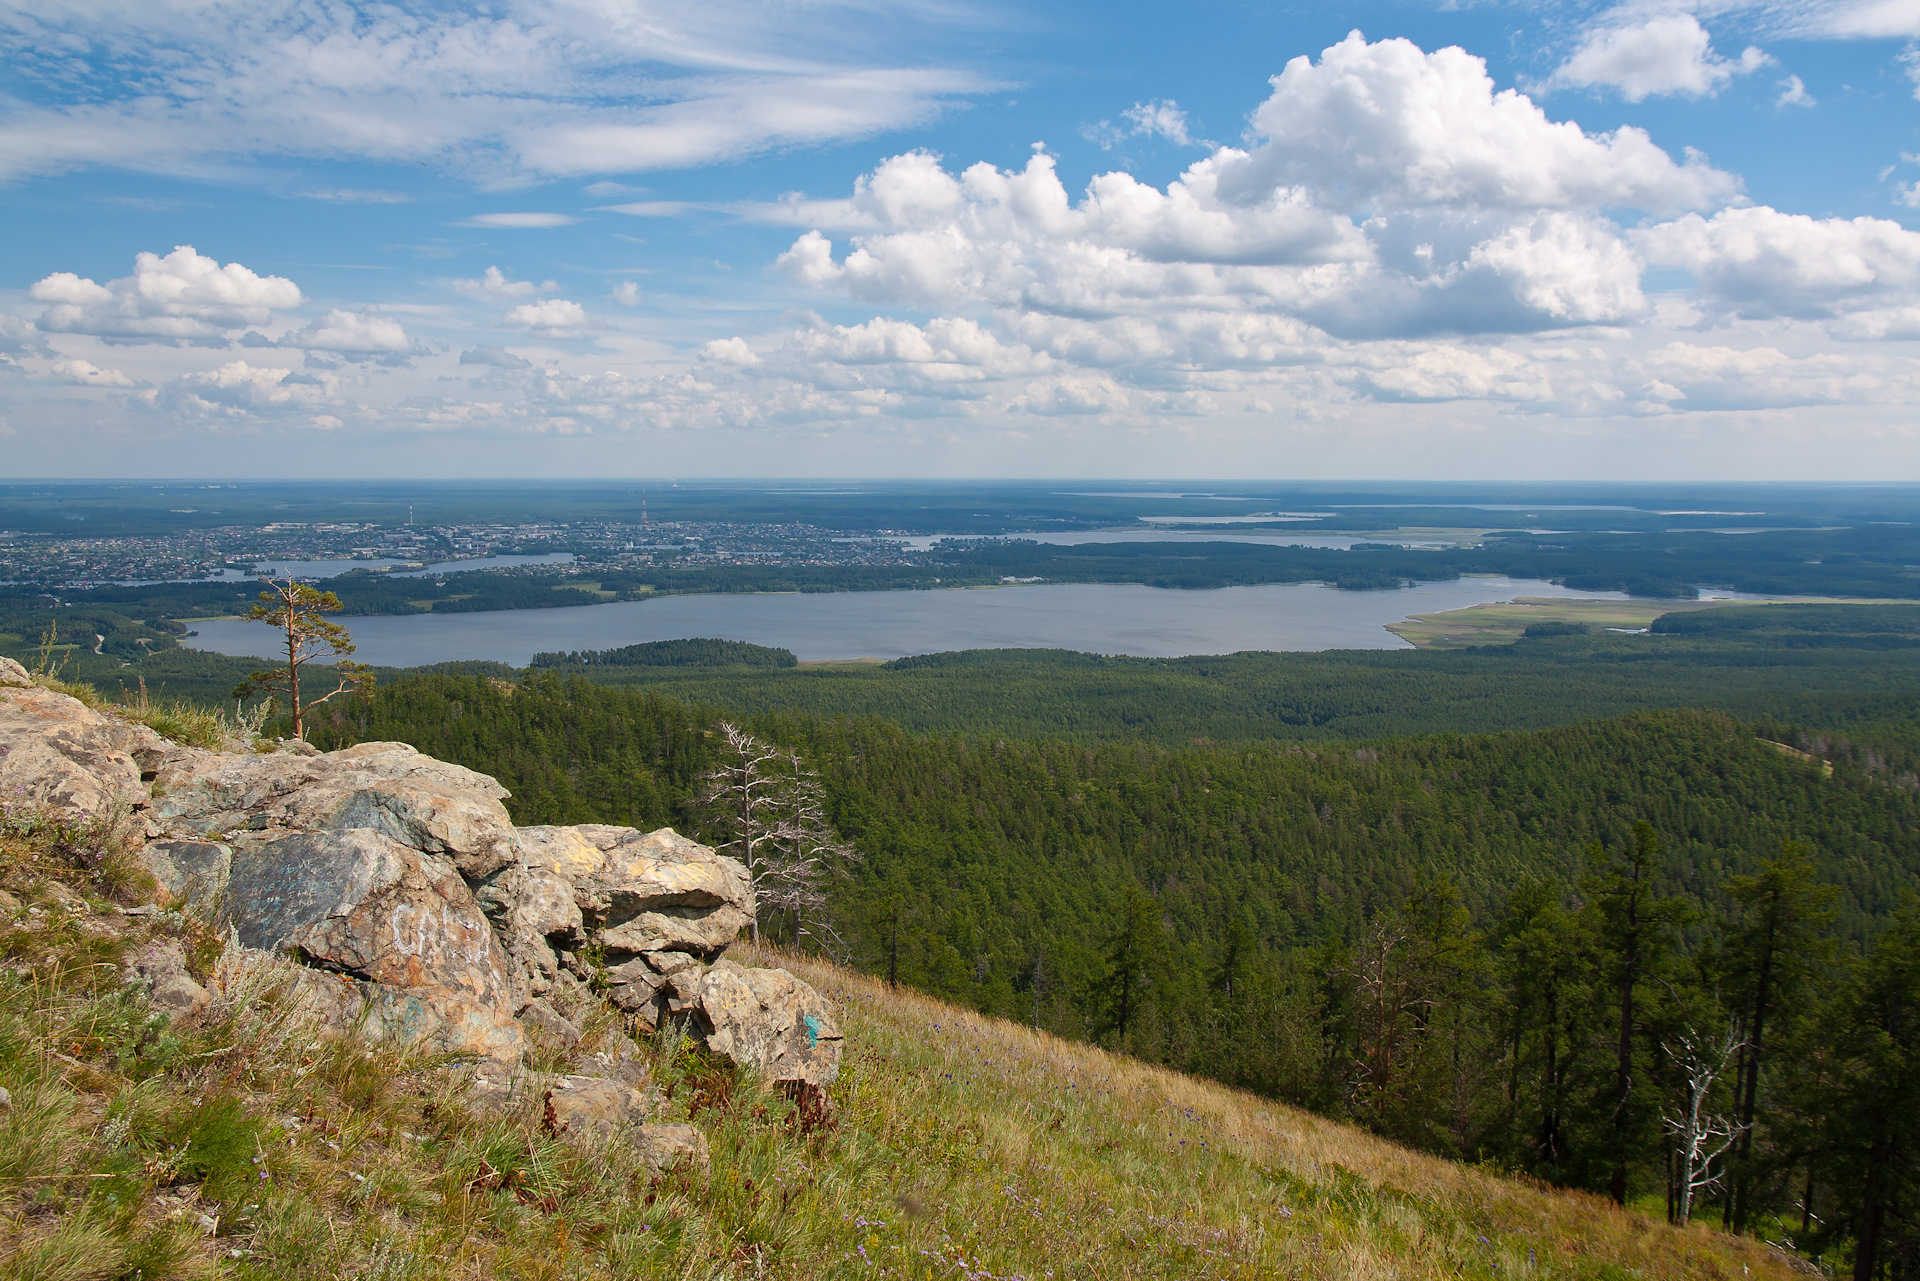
[516,825,752,958]
[0,1085,11,1110]
[543,1074,649,1142]
[0,681,154,823]
[518,997,583,1048]
[633,1123,710,1178]
[142,840,233,913]
[691,961,842,1087]
[0,657,29,687]
[227,827,524,1060]
[151,742,522,880]
[125,937,211,1018]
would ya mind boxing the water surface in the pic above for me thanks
[187,578,1626,667]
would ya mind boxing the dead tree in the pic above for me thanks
[1663,1024,1749,1226]
[700,725,858,949]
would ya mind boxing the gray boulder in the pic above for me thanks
[691,960,842,1086]
[229,827,524,1060]
[152,742,522,880]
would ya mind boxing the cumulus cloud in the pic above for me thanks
[1356,346,1553,402]
[1548,16,1770,102]
[504,298,593,335]
[1636,206,1920,323]
[29,246,302,345]
[452,267,556,300]
[459,345,533,369]
[48,358,138,388]
[609,281,643,306]
[138,360,337,420]
[284,309,418,358]
[0,314,50,371]
[1639,343,1906,409]
[0,0,989,184]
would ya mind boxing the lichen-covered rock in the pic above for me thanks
[691,960,842,1086]
[543,1074,651,1142]
[515,824,752,957]
[0,679,166,823]
[633,1123,710,1177]
[142,840,232,912]
[151,742,522,879]
[0,657,31,687]
[228,827,524,1059]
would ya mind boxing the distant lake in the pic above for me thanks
[186,578,1628,667]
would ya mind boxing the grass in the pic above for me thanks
[1385,597,1763,649]
[0,779,1809,1281]
[22,671,253,752]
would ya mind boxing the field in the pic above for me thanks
[1384,596,1759,648]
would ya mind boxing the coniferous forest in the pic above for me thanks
[304,627,1920,1277]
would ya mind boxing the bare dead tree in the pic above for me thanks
[699,722,789,945]
[1662,1023,1749,1226]
[700,726,859,949]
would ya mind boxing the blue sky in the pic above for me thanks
[2,0,1918,480]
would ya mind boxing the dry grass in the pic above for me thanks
[0,795,1806,1281]
[1384,598,1761,649]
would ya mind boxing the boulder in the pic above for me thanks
[690,960,842,1086]
[543,1074,650,1142]
[0,679,169,824]
[227,827,524,1060]
[151,742,522,879]
[515,825,752,958]
[633,1123,710,1178]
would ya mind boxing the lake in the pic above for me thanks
[185,578,1627,667]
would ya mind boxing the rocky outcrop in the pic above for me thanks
[484,824,755,1029]
[2,667,843,1117]
[151,742,523,879]
[0,662,177,825]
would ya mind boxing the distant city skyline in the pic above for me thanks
[2,0,1918,480]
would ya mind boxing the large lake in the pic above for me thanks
[186,578,1626,666]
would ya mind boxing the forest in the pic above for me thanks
[299,658,1920,1277]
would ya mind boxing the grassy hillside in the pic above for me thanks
[0,808,1801,1281]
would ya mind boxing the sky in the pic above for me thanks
[2,0,1919,481]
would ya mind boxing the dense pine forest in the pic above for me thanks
[304,653,1920,1277]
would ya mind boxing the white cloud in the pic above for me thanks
[0,1,989,184]
[284,308,418,357]
[1776,75,1816,107]
[1800,0,1920,38]
[1356,345,1553,402]
[700,337,761,366]
[0,314,50,371]
[504,298,592,335]
[458,213,580,229]
[1548,16,1770,102]
[1640,343,1908,409]
[48,357,137,388]
[1240,33,1737,213]
[1636,206,1920,323]
[609,281,643,306]
[139,360,337,419]
[1084,99,1195,150]
[452,267,556,300]
[29,246,303,345]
